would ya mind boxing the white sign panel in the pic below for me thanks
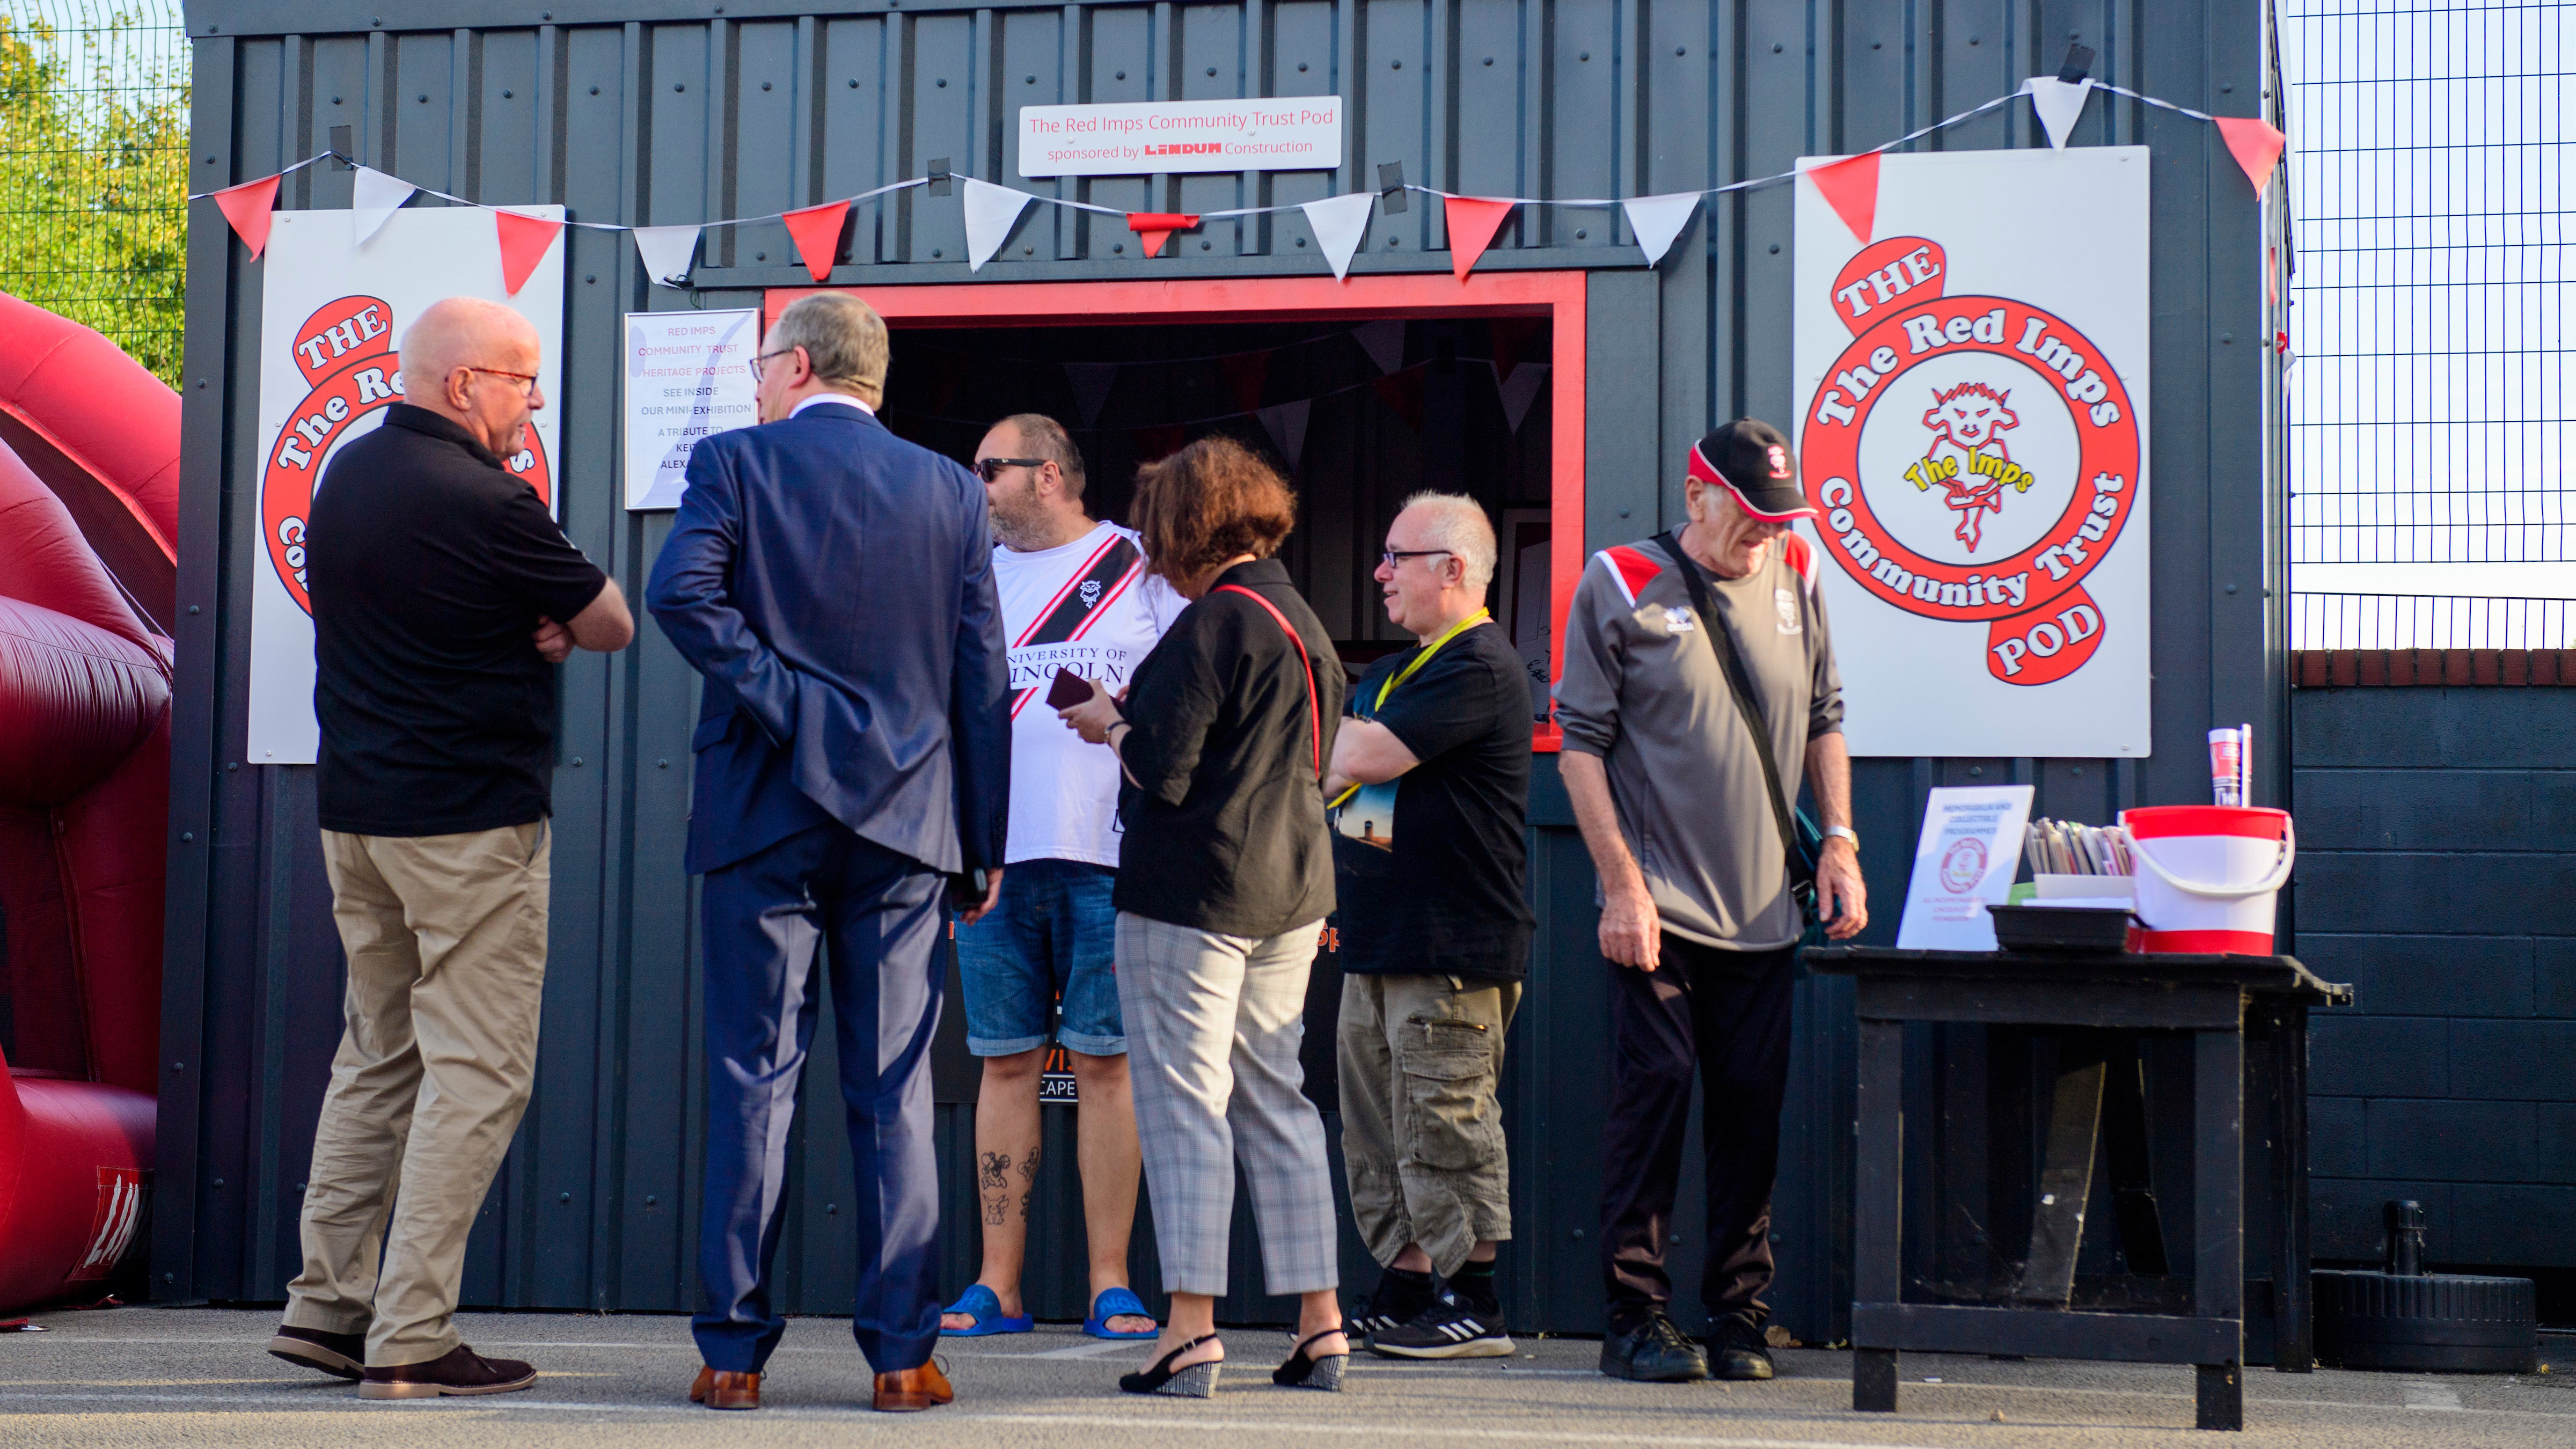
[1794,148,2150,758]
[1018,97,1343,178]
[1894,785,2035,951]
[624,309,758,510]
[246,207,566,764]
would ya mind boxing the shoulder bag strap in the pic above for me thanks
[1214,583,1322,779]
[1652,532,1817,909]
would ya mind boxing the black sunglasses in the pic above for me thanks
[972,457,1049,482]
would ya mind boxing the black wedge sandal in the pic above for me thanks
[1119,1334,1223,1397]
[1272,1326,1349,1391]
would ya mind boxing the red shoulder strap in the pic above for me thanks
[1214,584,1322,779]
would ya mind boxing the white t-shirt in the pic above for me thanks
[993,521,1185,867]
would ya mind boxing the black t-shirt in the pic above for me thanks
[309,404,608,836]
[1331,621,1535,980]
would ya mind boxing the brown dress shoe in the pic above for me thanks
[268,1324,365,1380]
[357,1344,538,1400]
[690,1365,762,1410]
[873,1359,954,1413]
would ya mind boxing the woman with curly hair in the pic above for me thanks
[1058,435,1351,1397]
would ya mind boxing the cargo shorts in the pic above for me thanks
[1335,972,1520,1278]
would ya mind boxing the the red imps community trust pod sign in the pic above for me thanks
[1793,149,2150,759]
[245,208,564,763]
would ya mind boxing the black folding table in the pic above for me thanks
[1803,947,2349,1432]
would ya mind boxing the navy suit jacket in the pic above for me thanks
[646,400,1010,878]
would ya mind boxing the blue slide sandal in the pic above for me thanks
[939,1284,1033,1337]
[1084,1286,1160,1340]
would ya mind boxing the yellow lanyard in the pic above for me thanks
[1329,610,1490,808]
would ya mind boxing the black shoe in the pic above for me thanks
[1353,1267,1437,1343]
[1370,1292,1514,1359]
[357,1344,538,1400]
[268,1323,365,1380]
[1706,1309,1775,1382]
[1599,1312,1709,1382]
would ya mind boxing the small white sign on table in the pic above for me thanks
[1018,97,1343,178]
[624,308,759,511]
[1894,785,2036,950]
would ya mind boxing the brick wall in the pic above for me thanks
[2292,677,2576,1277]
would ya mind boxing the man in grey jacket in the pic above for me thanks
[1554,420,1868,1386]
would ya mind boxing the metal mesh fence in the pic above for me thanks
[0,1,187,386]
[2281,2,2576,648]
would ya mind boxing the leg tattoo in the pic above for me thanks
[981,1151,1011,1226]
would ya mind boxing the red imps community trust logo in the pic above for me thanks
[261,296,553,616]
[1937,835,1989,894]
[1804,237,2141,685]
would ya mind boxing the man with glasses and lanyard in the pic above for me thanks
[935,414,1180,1344]
[1325,493,1535,1360]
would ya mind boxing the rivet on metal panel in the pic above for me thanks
[936,78,947,87]
[828,1203,839,1214]
[1392,59,1402,69]
[1677,47,1686,56]
[1207,66,1217,76]
[1298,62,1308,72]
[849,79,859,88]
[1202,241,1211,250]
[1970,766,1984,777]
[933,250,942,258]
[172,1061,184,1071]
[2221,333,2234,343]
[1618,509,1630,518]
[1024,245,1034,254]
[182,832,194,843]
[1770,244,1781,254]
[418,94,428,103]
[658,759,669,769]
[1575,229,1586,240]
[756,252,766,261]
[1483,57,1492,66]
[2072,765,2083,775]
[504,89,515,99]
[591,86,601,95]
[675,83,685,92]
[1773,43,1784,54]
[1577,52,1588,62]
[762,82,772,91]
[646,1195,658,1206]
[1295,237,1305,246]
[1026,75,1036,84]
[214,1179,225,1189]
[1114,243,1124,253]
[586,275,596,283]
[1115,70,1125,80]
[573,758,584,767]
[332,96,342,105]
[1572,1228,1585,1239]
[560,1192,573,1204]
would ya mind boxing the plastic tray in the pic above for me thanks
[1988,903,2135,954]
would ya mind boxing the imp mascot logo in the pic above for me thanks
[1802,237,2139,685]
[261,296,554,616]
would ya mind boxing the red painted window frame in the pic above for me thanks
[766,272,1584,749]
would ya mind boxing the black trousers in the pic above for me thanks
[1599,935,1797,1329]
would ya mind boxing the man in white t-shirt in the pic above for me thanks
[939,413,1182,1342]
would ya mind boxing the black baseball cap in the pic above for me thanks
[1687,420,1817,522]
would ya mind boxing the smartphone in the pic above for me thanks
[1046,668,1093,711]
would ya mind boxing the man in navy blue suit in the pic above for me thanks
[647,291,1009,1415]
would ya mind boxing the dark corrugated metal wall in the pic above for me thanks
[162,0,2281,1341]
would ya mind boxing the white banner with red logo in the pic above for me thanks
[1793,148,2150,759]
[245,208,565,763]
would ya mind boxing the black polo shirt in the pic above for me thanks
[309,403,607,837]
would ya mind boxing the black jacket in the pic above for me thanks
[1113,559,1346,936]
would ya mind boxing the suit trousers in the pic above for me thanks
[1599,936,1797,1329]
[287,822,551,1366]
[693,823,946,1375]
[1114,912,1339,1298]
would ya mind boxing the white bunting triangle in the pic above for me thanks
[1353,318,1407,375]
[1621,192,1703,268]
[631,224,704,287]
[2023,76,2096,150]
[962,178,1034,273]
[1255,398,1312,469]
[1495,362,1549,434]
[350,165,415,247]
[1299,192,1377,282]
[1064,362,1118,426]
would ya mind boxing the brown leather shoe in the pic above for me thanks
[690,1365,762,1410]
[268,1323,365,1380]
[873,1359,953,1413]
[357,1344,537,1400]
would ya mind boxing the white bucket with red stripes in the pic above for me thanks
[2118,806,2295,955]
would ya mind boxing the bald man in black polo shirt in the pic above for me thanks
[269,297,632,1401]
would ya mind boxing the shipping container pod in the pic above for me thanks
[163,0,2290,1346]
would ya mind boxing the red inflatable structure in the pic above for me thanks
[0,291,178,1311]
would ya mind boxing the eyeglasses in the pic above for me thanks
[464,366,539,397]
[747,346,802,383]
[972,457,1049,482]
[1380,548,1453,569]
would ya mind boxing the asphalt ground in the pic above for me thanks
[2,1306,2570,1448]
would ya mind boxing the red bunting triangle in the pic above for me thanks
[781,200,850,282]
[2213,115,2288,200]
[1133,425,1188,462]
[211,173,282,259]
[1489,316,1545,382]
[493,209,564,295]
[1372,364,1427,430]
[1441,195,1514,282]
[1127,213,1201,258]
[1805,152,1880,245]
[1219,350,1270,416]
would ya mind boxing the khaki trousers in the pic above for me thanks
[283,822,551,1366]
[1336,973,1520,1278]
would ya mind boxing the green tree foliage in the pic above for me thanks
[0,11,188,386]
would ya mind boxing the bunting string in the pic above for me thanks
[192,75,2285,288]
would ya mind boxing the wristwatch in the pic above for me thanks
[1821,825,1860,851]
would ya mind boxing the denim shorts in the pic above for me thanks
[954,858,1125,1057]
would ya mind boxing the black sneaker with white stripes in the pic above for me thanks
[1367,1292,1516,1359]
[1353,1267,1438,1341]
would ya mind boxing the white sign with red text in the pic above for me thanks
[1018,97,1343,178]
[245,207,565,763]
[624,309,758,510]
[1794,148,2150,758]
[1894,785,2036,951]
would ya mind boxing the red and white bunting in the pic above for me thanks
[1804,152,1881,245]
[962,179,1033,272]
[350,165,416,246]
[631,224,702,287]
[493,208,565,295]
[1300,193,1377,281]
[1622,192,1703,269]
[210,173,282,259]
[2213,115,2289,200]
[2023,77,2097,150]
[780,200,850,282]
[1128,213,1199,258]
[1441,195,1515,281]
